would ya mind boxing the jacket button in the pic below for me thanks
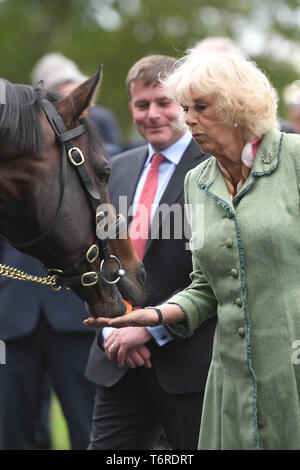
[223,212,233,219]
[230,268,238,278]
[258,418,264,429]
[238,327,245,337]
[226,239,233,248]
[235,297,243,307]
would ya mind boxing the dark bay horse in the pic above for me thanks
[0,67,146,317]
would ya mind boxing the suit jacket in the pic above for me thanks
[0,239,90,341]
[85,140,216,393]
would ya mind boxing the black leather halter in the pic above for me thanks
[12,98,126,290]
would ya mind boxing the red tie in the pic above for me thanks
[130,153,165,260]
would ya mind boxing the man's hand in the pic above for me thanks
[104,327,152,368]
[121,345,152,369]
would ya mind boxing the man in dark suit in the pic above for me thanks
[85,55,216,450]
[0,239,96,449]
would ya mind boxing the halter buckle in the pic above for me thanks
[81,271,98,287]
[86,244,99,263]
[68,147,85,166]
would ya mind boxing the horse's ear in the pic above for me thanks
[69,65,103,118]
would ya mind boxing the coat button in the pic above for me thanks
[258,418,264,429]
[226,239,233,248]
[230,268,238,278]
[238,327,245,337]
[235,297,243,307]
[223,212,233,219]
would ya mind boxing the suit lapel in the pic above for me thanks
[127,150,147,218]
[144,140,206,255]
[109,146,148,218]
[160,141,201,208]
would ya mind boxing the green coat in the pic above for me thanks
[168,128,300,450]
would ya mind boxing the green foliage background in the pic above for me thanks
[50,394,70,450]
[1,0,300,143]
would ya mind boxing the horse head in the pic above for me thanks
[0,68,147,317]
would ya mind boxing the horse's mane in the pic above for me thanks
[0,79,49,153]
[0,78,103,155]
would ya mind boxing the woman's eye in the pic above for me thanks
[181,104,207,113]
[195,104,208,112]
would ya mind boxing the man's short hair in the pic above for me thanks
[126,55,176,100]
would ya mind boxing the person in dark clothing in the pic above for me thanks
[0,239,96,449]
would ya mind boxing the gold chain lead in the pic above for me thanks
[0,263,59,289]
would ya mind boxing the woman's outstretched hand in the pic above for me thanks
[83,308,159,328]
[83,304,185,329]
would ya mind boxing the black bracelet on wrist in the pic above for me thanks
[145,306,163,325]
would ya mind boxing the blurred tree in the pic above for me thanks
[0,0,300,143]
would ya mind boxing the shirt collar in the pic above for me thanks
[146,131,192,167]
[240,136,262,168]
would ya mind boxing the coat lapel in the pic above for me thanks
[197,157,234,210]
[233,128,283,204]
[127,147,148,214]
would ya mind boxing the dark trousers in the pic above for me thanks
[88,367,204,450]
[0,315,95,450]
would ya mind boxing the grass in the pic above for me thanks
[50,394,71,450]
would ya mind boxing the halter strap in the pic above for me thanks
[11,98,125,289]
[56,124,86,143]
[42,99,101,213]
[41,99,86,145]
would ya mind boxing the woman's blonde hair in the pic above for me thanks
[162,50,279,139]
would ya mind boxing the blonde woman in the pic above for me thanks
[84,51,300,450]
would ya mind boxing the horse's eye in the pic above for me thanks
[97,170,111,184]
